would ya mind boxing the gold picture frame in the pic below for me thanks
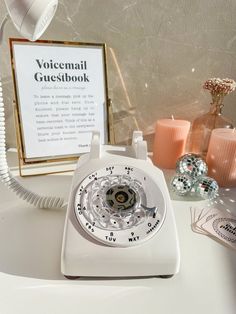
[10,38,113,176]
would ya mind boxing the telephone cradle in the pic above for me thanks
[61,131,180,278]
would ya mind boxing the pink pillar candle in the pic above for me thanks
[153,119,191,169]
[206,128,236,187]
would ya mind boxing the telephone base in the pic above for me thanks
[159,274,174,279]
[64,275,81,280]
[64,274,175,280]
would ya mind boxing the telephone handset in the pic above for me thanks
[61,131,180,278]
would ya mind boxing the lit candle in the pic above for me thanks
[153,118,191,169]
[206,128,236,187]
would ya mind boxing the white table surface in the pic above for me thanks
[0,160,235,314]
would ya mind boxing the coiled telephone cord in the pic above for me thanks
[0,80,65,209]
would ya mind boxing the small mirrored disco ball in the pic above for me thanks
[194,176,219,199]
[176,153,208,179]
[171,174,192,196]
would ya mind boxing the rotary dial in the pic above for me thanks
[74,165,166,247]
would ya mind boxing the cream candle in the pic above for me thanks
[153,119,191,169]
[206,128,236,187]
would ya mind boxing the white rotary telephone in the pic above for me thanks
[61,131,180,278]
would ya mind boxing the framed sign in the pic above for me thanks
[10,38,111,171]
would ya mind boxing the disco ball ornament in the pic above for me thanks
[176,153,208,180]
[171,174,193,196]
[194,176,219,199]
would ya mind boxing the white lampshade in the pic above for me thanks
[4,0,58,41]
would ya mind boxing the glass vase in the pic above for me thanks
[189,101,233,157]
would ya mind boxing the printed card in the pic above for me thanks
[190,206,236,251]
